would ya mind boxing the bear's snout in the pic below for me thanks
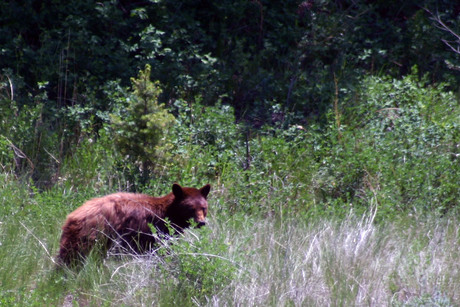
[196,221,206,228]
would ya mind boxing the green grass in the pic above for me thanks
[0,183,458,306]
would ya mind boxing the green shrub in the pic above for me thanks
[168,100,240,185]
[155,225,238,305]
[110,64,175,185]
[312,69,460,216]
[59,128,123,194]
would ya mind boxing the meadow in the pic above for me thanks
[0,173,459,306]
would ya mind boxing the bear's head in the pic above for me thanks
[166,183,211,231]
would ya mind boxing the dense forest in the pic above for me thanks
[0,1,459,305]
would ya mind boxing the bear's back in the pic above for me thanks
[64,192,170,235]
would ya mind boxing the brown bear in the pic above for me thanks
[57,183,211,265]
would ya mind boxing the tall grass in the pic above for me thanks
[206,208,459,306]
[0,177,458,306]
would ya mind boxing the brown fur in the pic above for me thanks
[57,183,211,265]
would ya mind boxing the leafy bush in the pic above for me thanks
[312,69,460,216]
[168,100,240,185]
[0,93,45,176]
[157,226,238,304]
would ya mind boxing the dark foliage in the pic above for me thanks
[0,0,459,190]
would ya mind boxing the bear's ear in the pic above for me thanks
[172,183,184,199]
[200,184,211,199]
